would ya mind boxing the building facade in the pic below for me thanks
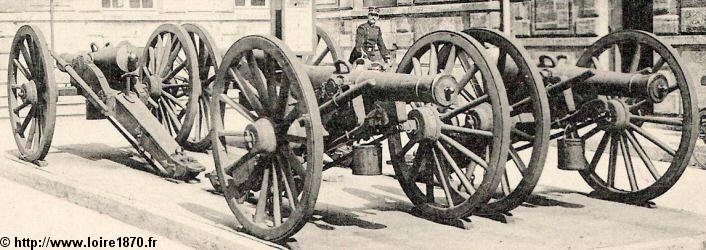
[316,0,706,107]
[0,0,273,84]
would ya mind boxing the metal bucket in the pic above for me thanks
[351,144,383,176]
[557,138,589,171]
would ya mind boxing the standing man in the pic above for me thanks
[349,6,390,65]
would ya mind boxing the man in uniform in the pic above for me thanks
[349,6,390,65]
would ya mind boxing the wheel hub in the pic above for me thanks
[19,80,38,104]
[408,106,442,141]
[603,99,631,129]
[144,75,164,98]
[245,119,277,153]
[466,102,494,131]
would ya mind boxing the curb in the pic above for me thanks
[0,155,283,250]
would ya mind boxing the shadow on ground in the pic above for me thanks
[52,143,156,174]
[178,202,240,229]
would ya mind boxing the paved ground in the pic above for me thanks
[1,114,706,249]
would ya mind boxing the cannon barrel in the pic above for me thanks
[501,60,668,103]
[551,65,669,103]
[304,65,459,107]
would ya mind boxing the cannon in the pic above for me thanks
[7,24,207,180]
[460,29,698,207]
[198,27,556,241]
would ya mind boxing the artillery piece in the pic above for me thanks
[200,28,555,241]
[460,29,698,206]
[7,24,208,180]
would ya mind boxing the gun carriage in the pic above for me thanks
[460,29,697,207]
[7,24,210,180]
[194,26,558,240]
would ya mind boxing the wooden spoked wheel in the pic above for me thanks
[7,25,57,162]
[574,30,698,202]
[138,23,201,145]
[181,23,221,151]
[301,26,342,66]
[210,35,324,241]
[464,28,550,214]
[389,30,512,219]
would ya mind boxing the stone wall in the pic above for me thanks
[510,0,607,37]
[315,1,501,64]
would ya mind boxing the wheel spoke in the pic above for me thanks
[591,57,601,69]
[440,124,493,137]
[18,106,36,135]
[412,57,422,76]
[161,98,183,132]
[312,47,330,66]
[13,101,30,114]
[431,148,454,207]
[652,57,666,73]
[429,43,438,75]
[271,164,282,226]
[630,115,682,126]
[580,125,603,140]
[618,132,638,191]
[159,34,174,75]
[512,127,534,141]
[441,94,489,120]
[161,42,182,77]
[607,132,618,187]
[229,68,266,115]
[508,147,528,176]
[396,140,417,160]
[274,80,291,120]
[148,47,156,74]
[254,161,271,224]
[443,45,457,74]
[435,141,474,195]
[245,51,271,108]
[13,59,33,80]
[277,154,299,209]
[457,66,478,91]
[625,130,661,181]
[162,92,186,109]
[20,41,34,76]
[25,118,37,150]
[497,48,507,75]
[629,123,676,156]
[219,94,256,122]
[587,132,611,172]
[263,54,279,112]
[629,43,641,73]
[154,35,165,72]
[499,167,510,195]
[163,59,187,82]
[439,134,488,169]
[612,44,621,72]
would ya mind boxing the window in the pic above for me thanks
[235,0,267,7]
[103,0,153,8]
